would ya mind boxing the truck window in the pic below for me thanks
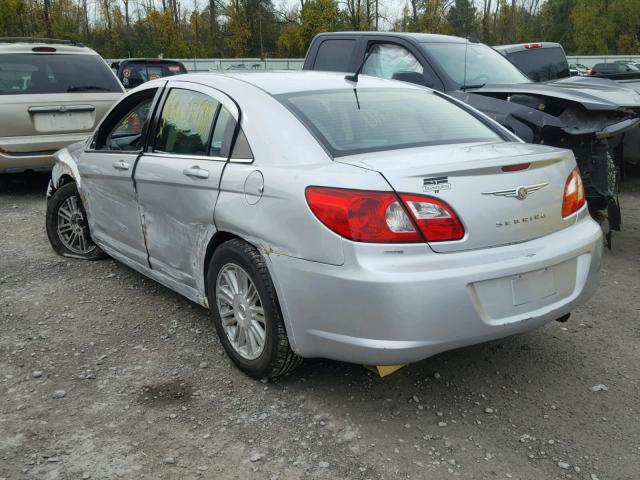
[313,39,355,72]
[362,44,423,80]
[507,48,570,82]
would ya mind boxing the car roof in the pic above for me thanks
[494,42,563,53]
[175,71,426,96]
[314,31,467,44]
[0,38,97,55]
[120,58,185,65]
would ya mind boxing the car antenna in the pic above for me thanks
[345,51,372,110]
[462,35,480,90]
[345,50,372,84]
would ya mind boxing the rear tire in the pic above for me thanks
[207,239,302,378]
[46,182,105,260]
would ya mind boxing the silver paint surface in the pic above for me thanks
[48,72,603,364]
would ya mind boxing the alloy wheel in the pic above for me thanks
[56,195,95,255]
[215,263,267,360]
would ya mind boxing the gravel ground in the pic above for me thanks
[1,172,639,480]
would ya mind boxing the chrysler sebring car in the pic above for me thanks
[45,71,603,378]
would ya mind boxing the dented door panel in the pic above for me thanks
[134,153,225,290]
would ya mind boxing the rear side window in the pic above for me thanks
[0,53,122,95]
[154,89,219,156]
[210,107,234,157]
[507,48,570,81]
[279,88,502,157]
[313,39,355,72]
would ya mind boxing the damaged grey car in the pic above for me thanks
[46,72,602,378]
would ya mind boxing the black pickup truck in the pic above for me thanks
[303,32,640,240]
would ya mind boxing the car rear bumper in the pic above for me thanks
[267,214,603,365]
[0,133,90,173]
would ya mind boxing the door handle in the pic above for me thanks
[183,166,209,179]
[112,160,130,170]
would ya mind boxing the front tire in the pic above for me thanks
[46,182,105,260]
[207,239,301,378]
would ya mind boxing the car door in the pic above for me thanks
[134,81,240,289]
[77,84,162,265]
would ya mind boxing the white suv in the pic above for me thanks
[0,38,124,173]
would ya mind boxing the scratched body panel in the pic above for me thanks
[45,72,604,366]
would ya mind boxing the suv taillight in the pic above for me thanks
[305,187,464,243]
[562,168,586,217]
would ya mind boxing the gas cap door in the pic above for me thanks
[244,170,264,205]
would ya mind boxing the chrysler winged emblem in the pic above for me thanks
[482,183,548,200]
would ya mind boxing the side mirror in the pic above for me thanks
[392,71,434,88]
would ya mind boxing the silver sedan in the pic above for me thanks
[46,72,603,378]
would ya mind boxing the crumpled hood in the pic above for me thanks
[468,76,640,111]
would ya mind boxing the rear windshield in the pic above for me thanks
[119,62,187,88]
[0,53,123,95]
[278,88,502,157]
[507,48,570,81]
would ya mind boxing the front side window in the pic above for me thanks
[425,43,531,87]
[279,88,502,157]
[0,53,122,95]
[362,44,423,80]
[154,89,219,156]
[94,90,156,151]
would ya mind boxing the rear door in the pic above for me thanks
[134,82,239,289]
[0,52,123,152]
[77,84,162,265]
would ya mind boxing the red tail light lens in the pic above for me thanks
[305,187,465,243]
[32,46,56,53]
[562,167,586,217]
[305,187,421,243]
[501,162,530,172]
[400,194,465,241]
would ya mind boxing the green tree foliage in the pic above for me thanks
[0,0,636,57]
[446,0,477,37]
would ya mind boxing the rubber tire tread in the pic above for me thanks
[207,238,302,378]
[45,182,106,261]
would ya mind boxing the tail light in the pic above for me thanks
[400,194,465,241]
[305,187,464,243]
[501,162,530,172]
[562,168,586,217]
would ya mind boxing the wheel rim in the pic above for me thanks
[216,263,266,360]
[56,195,95,255]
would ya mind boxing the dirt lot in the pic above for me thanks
[1,172,639,480]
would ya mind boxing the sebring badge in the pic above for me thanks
[482,182,548,200]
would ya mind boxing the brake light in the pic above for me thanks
[562,168,586,217]
[32,47,56,53]
[305,187,420,243]
[502,162,530,172]
[305,187,464,243]
[524,43,543,49]
[400,194,465,241]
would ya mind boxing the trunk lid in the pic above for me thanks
[336,141,577,253]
